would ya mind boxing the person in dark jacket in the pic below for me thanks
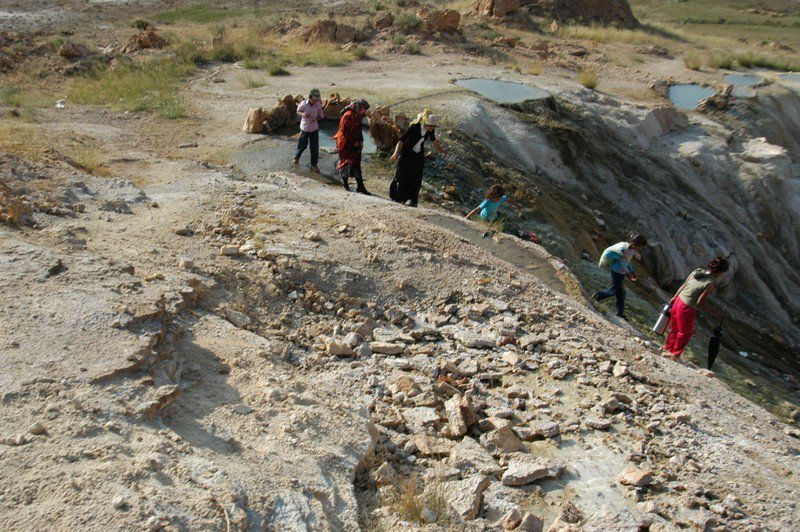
[389,109,446,207]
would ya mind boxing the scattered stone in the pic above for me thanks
[369,341,405,355]
[178,258,194,270]
[326,340,355,357]
[450,436,503,475]
[402,407,440,430]
[99,199,132,214]
[412,435,454,457]
[178,142,198,149]
[120,27,168,54]
[585,417,612,430]
[220,245,240,256]
[502,458,564,486]
[517,420,560,440]
[481,426,524,454]
[445,395,469,437]
[600,397,623,414]
[304,230,322,242]
[373,461,401,490]
[445,474,490,519]
[28,422,46,435]
[618,467,654,487]
[500,508,522,530]
[373,10,394,30]
[112,495,127,509]
[518,512,545,532]
[417,7,461,33]
[232,404,253,415]
[612,362,629,378]
[454,330,496,349]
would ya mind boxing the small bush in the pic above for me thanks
[352,46,369,60]
[384,477,452,526]
[174,40,207,65]
[158,94,187,119]
[404,41,421,55]
[526,63,543,76]
[268,64,290,76]
[578,69,599,90]
[131,18,151,30]
[395,12,421,35]
[707,53,734,70]
[683,52,702,70]
[391,34,408,46]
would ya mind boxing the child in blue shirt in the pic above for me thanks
[466,185,508,222]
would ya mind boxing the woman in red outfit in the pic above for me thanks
[664,256,730,358]
[333,99,370,194]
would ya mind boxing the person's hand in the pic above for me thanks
[390,153,399,162]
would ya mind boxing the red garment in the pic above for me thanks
[664,297,696,357]
[333,109,363,171]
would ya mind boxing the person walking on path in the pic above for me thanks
[293,88,324,174]
[333,98,370,194]
[593,234,648,320]
[663,256,729,358]
[389,109,446,207]
[465,185,509,222]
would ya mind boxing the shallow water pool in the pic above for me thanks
[455,78,551,104]
[780,73,800,84]
[668,84,716,110]
[274,120,377,155]
[724,74,760,98]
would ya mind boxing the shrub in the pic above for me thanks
[268,64,290,76]
[131,18,151,30]
[578,69,599,90]
[404,40,421,55]
[395,12,420,35]
[157,94,187,119]
[352,46,369,60]
[526,63,543,76]
[383,477,452,526]
[683,52,702,70]
[707,53,734,70]
[391,34,408,45]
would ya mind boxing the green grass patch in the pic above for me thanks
[352,46,369,60]
[404,41,421,55]
[391,34,408,46]
[67,59,194,116]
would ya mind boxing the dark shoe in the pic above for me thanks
[310,165,320,174]
[293,157,299,165]
[408,201,418,208]
[356,187,371,195]
[616,314,629,321]
[341,176,351,191]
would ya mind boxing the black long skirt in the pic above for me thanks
[391,152,425,203]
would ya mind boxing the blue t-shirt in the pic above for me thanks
[479,195,507,221]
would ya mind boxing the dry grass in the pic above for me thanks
[578,69,599,90]
[554,24,675,48]
[382,477,452,526]
[0,125,49,161]
[683,52,703,70]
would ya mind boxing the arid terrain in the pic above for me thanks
[2,1,799,530]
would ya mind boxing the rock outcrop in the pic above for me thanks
[120,27,168,54]
[417,8,461,33]
[292,19,362,44]
[368,106,411,152]
[474,0,521,18]
[243,95,302,134]
[527,0,639,28]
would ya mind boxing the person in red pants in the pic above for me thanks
[664,256,730,358]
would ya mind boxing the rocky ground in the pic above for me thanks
[2,1,800,530]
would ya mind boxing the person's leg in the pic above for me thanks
[594,272,618,301]
[669,301,696,357]
[354,153,370,194]
[339,163,351,191]
[409,165,424,207]
[309,130,319,169]
[613,272,627,317]
[294,131,308,162]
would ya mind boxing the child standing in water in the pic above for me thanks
[466,185,508,222]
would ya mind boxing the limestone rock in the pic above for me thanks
[417,8,461,33]
[412,435,454,457]
[402,407,440,430]
[326,340,355,357]
[445,474,490,519]
[220,245,240,256]
[322,93,351,120]
[518,512,545,531]
[618,467,654,487]
[455,330,496,349]
[28,422,46,435]
[585,417,612,430]
[58,41,91,59]
[373,461,401,490]
[474,0,521,18]
[481,426,524,454]
[293,20,361,44]
[243,108,267,134]
[450,437,503,475]
[517,420,560,440]
[501,458,564,486]
[369,341,405,355]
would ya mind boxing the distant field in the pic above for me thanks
[630,0,800,49]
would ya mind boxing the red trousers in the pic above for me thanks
[665,297,696,357]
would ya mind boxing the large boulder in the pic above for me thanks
[373,11,394,30]
[243,107,267,134]
[368,106,402,152]
[473,0,521,18]
[527,0,639,28]
[244,95,300,134]
[417,8,461,33]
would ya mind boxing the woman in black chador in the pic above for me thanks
[389,109,446,207]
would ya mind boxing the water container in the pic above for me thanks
[652,303,671,335]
